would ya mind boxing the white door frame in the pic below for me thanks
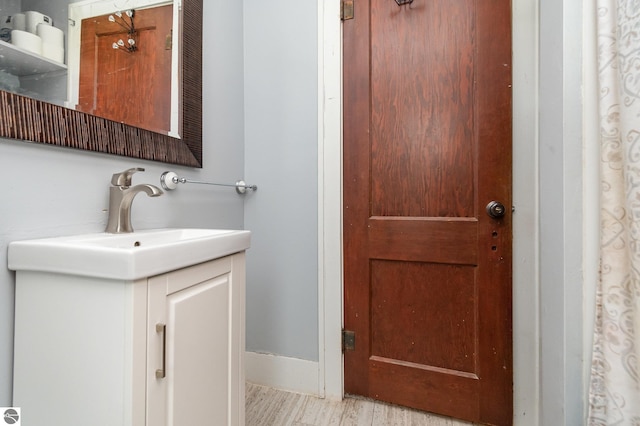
[317,1,541,423]
[317,0,344,400]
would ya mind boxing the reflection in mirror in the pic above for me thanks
[1,0,178,134]
[0,1,68,105]
[67,0,180,136]
[0,0,202,167]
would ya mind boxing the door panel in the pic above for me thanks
[147,257,241,426]
[371,260,476,372]
[369,217,478,264]
[370,2,474,219]
[343,0,513,424]
[167,276,231,425]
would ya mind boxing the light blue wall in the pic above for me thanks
[539,0,586,423]
[0,0,245,405]
[243,0,319,361]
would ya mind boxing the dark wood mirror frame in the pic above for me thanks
[0,0,202,168]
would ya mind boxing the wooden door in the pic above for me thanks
[343,0,513,425]
[78,5,173,135]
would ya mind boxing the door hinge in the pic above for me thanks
[165,30,173,50]
[341,0,354,21]
[342,329,356,352]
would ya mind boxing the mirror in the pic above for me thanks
[0,0,202,167]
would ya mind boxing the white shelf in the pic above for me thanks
[0,39,66,76]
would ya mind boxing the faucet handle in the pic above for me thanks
[111,167,145,187]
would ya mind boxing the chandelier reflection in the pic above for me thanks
[110,10,137,52]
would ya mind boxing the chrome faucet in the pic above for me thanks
[105,168,163,233]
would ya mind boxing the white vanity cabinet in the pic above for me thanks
[12,252,246,426]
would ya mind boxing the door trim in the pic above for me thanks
[317,0,540,422]
[317,0,344,400]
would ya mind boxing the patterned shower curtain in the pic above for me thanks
[588,1,640,424]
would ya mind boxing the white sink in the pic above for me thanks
[8,228,251,280]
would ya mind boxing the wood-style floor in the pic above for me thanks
[246,383,476,426]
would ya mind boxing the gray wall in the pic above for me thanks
[0,0,245,405]
[539,0,586,423]
[0,0,20,16]
[243,0,319,361]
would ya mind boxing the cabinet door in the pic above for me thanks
[146,255,244,425]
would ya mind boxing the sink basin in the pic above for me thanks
[8,228,251,280]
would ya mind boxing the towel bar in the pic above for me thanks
[160,171,257,194]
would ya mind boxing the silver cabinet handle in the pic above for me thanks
[155,323,166,379]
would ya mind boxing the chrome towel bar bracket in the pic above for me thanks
[160,171,257,194]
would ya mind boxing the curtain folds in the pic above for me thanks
[588,1,640,424]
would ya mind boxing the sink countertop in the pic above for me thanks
[8,228,251,280]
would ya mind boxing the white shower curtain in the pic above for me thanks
[588,1,640,424]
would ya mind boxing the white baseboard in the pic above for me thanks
[245,351,320,396]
